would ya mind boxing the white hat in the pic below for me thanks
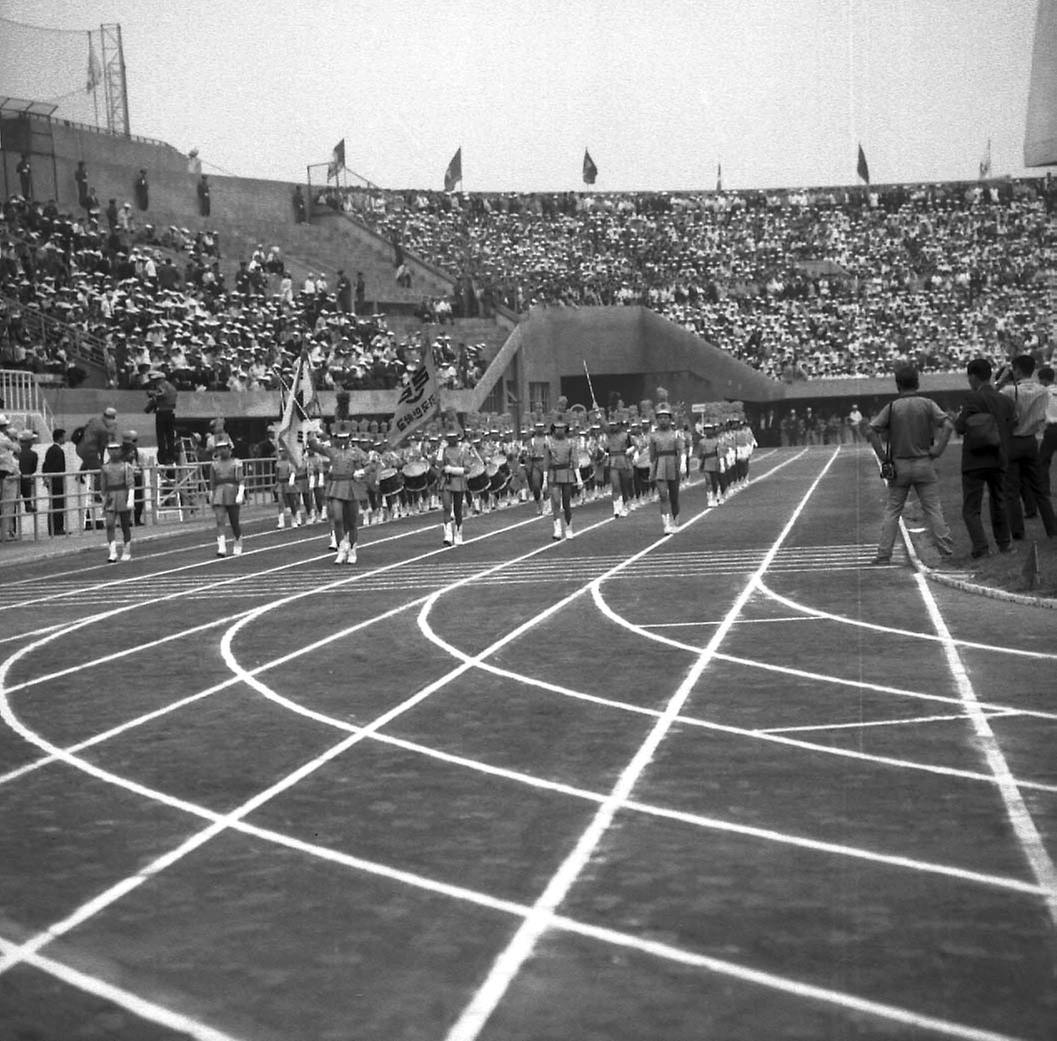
[0,414,9,426]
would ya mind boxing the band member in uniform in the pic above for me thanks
[210,434,245,556]
[99,440,135,561]
[523,418,549,515]
[436,420,481,546]
[605,412,634,518]
[695,421,723,505]
[648,390,685,534]
[546,401,582,540]
[308,421,370,564]
[274,443,300,528]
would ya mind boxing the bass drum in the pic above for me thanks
[487,459,511,493]
[402,459,430,492]
[378,467,404,497]
[466,461,489,494]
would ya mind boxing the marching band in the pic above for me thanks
[93,400,756,564]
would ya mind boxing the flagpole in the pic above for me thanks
[582,359,600,411]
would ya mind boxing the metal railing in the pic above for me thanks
[0,369,55,433]
[0,458,280,544]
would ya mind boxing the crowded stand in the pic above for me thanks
[329,177,1057,378]
[0,195,485,393]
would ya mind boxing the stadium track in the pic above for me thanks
[0,445,1054,1041]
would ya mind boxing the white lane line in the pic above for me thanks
[913,572,1057,927]
[592,591,1057,722]
[756,580,1057,661]
[0,521,434,613]
[644,616,822,628]
[758,711,1020,735]
[0,623,68,646]
[442,448,838,1041]
[1,935,247,1041]
[546,915,1030,1041]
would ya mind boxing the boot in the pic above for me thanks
[107,540,118,563]
[346,541,357,564]
[662,513,673,534]
[564,519,575,540]
[276,511,286,529]
[612,496,622,518]
[329,533,338,550]
[333,540,348,565]
[454,526,464,546]
[233,539,243,557]
[216,534,227,557]
[552,518,562,541]
[443,521,453,546]
[121,541,132,561]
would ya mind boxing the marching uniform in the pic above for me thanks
[309,427,370,563]
[99,446,134,561]
[606,423,634,517]
[210,440,245,556]
[545,425,580,539]
[695,426,723,503]
[436,433,482,546]
[523,426,550,514]
[649,404,685,534]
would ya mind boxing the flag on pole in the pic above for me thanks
[86,35,102,93]
[716,162,723,192]
[444,147,462,191]
[856,143,870,185]
[328,139,346,181]
[979,138,992,179]
[582,149,598,185]
[582,359,600,410]
[275,355,319,469]
[389,347,441,446]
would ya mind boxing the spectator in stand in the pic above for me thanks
[43,427,67,535]
[75,161,88,209]
[17,154,32,199]
[355,271,366,314]
[293,185,306,223]
[198,174,211,217]
[336,269,352,313]
[134,169,149,210]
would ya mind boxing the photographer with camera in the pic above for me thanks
[145,371,178,464]
[996,355,1056,541]
[865,365,953,565]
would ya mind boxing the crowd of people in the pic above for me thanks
[332,178,1057,379]
[0,194,487,395]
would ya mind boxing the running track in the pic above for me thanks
[0,445,1054,1041]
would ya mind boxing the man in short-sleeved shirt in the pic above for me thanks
[866,366,953,564]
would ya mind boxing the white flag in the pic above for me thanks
[275,357,319,469]
[389,349,440,446]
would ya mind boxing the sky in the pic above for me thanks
[0,0,1046,191]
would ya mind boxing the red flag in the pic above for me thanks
[582,149,598,185]
[444,147,462,191]
[857,143,870,185]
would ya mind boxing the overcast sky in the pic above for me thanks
[0,0,1044,191]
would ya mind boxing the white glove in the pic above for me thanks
[126,489,135,511]
[235,486,245,505]
[353,468,366,481]
[288,472,296,486]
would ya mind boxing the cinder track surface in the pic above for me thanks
[1,446,1054,1041]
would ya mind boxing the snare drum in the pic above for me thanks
[378,467,404,497]
[402,459,430,492]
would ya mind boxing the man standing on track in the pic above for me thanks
[648,391,685,534]
[308,421,369,564]
[866,366,954,565]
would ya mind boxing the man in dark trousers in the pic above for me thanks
[16,154,32,199]
[998,353,1057,540]
[43,428,68,535]
[197,174,211,216]
[75,160,89,209]
[146,371,178,463]
[953,358,1015,558]
[134,169,149,210]
[106,198,119,231]
[336,269,352,313]
[355,271,366,314]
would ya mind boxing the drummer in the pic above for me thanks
[436,419,482,546]
[376,429,404,523]
[308,420,370,564]
[631,418,652,501]
[545,403,582,540]
[401,434,431,515]
[649,392,686,535]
